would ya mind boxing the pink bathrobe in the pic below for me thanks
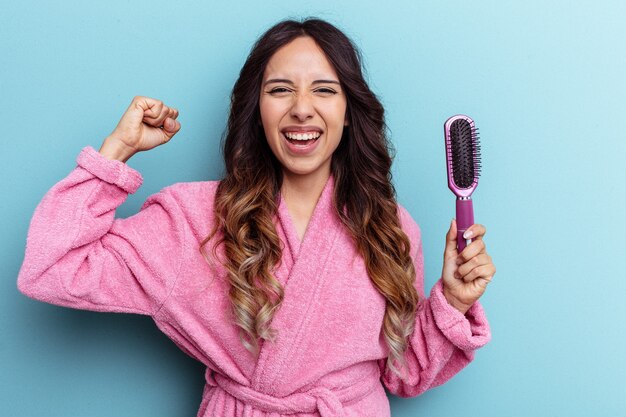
[17,146,491,417]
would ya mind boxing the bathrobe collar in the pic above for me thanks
[253,174,343,392]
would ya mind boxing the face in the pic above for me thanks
[259,36,348,182]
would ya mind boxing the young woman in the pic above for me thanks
[18,18,495,417]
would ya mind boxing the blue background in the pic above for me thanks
[2,1,625,416]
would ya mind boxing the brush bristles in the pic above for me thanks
[449,119,481,189]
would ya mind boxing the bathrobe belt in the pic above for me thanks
[213,372,380,417]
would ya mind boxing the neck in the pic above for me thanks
[280,169,330,207]
[280,167,331,220]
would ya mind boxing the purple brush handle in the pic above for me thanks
[456,198,474,253]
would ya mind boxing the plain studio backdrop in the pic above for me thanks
[1,1,624,416]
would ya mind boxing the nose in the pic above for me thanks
[289,92,314,122]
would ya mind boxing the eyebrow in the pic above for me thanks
[263,78,341,87]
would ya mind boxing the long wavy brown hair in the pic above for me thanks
[200,18,418,377]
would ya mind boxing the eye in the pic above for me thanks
[268,87,291,94]
[315,87,337,95]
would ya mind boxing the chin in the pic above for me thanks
[282,161,327,178]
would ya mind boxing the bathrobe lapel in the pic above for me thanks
[251,176,342,394]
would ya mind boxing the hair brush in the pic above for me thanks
[444,114,481,252]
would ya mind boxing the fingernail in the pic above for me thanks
[456,257,462,265]
[463,230,473,239]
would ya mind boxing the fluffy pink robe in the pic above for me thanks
[18,146,490,417]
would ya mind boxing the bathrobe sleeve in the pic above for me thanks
[17,146,187,316]
[380,206,491,397]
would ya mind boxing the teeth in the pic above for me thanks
[284,132,321,141]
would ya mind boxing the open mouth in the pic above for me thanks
[283,131,322,146]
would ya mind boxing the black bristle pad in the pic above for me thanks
[449,119,481,188]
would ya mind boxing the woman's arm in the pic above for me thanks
[17,146,189,315]
[17,96,186,315]
[380,207,491,397]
